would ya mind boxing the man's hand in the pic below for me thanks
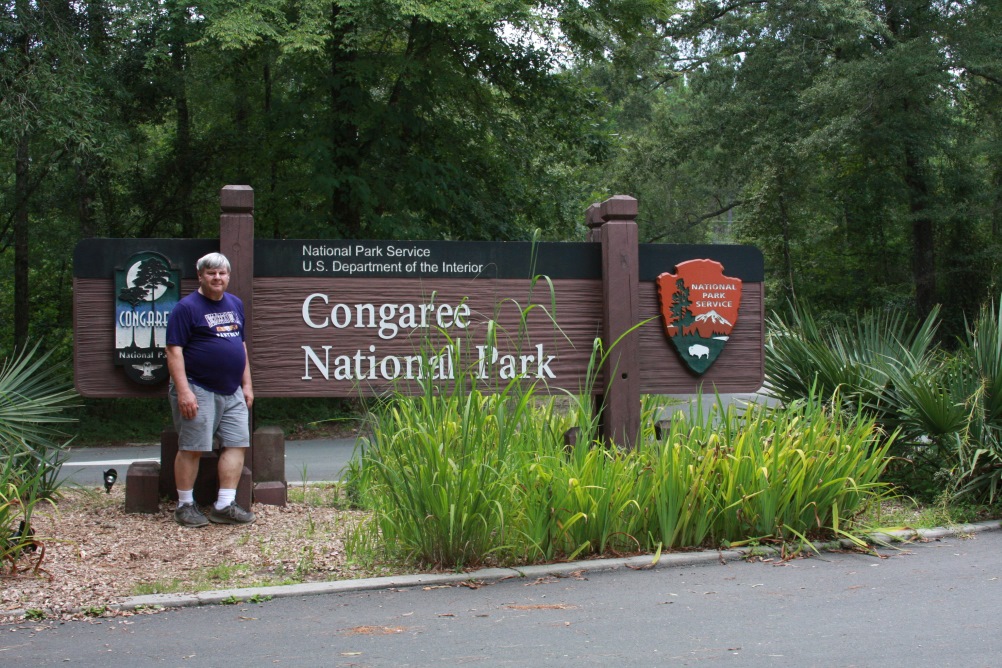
[242,343,253,408]
[177,387,199,420]
[166,345,198,420]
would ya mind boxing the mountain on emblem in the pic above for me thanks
[656,259,742,374]
[694,310,732,327]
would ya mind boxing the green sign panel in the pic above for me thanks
[114,251,180,385]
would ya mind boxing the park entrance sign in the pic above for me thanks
[74,187,764,452]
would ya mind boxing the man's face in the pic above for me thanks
[198,266,230,300]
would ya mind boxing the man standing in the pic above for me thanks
[166,252,255,527]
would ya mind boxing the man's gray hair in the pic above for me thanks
[196,252,231,273]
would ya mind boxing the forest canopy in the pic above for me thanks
[2,0,1000,354]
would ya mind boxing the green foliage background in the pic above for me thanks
[3,0,1001,354]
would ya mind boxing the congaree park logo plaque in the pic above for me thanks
[114,251,179,385]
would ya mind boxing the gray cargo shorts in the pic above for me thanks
[169,382,250,452]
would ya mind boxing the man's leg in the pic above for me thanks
[207,389,255,524]
[217,446,245,490]
[175,450,203,491]
[207,446,255,524]
[173,450,209,527]
[170,383,215,527]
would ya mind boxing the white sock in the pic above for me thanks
[178,489,195,506]
[215,488,236,511]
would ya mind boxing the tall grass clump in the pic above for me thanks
[515,402,646,562]
[354,357,893,567]
[0,344,78,570]
[354,339,541,568]
[635,394,892,549]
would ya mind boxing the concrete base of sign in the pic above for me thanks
[252,426,285,483]
[124,459,252,514]
[253,481,288,506]
[156,428,253,509]
[125,461,161,514]
[251,426,287,506]
[122,427,288,513]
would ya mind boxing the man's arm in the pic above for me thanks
[166,345,199,420]
[242,343,254,408]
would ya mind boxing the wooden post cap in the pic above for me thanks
[220,185,254,213]
[599,195,638,221]
[585,202,604,229]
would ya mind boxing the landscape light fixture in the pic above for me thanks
[8,520,36,554]
[103,468,118,494]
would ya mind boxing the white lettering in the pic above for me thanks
[303,293,329,329]
[300,342,555,383]
[118,310,172,328]
[302,345,332,380]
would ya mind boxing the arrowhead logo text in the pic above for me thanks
[656,259,742,375]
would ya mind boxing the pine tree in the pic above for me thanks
[669,278,695,333]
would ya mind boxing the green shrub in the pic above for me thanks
[765,301,941,416]
[766,297,1002,503]
[0,344,77,571]
[356,368,892,567]
[950,297,1002,502]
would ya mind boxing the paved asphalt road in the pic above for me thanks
[4,529,1001,666]
[59,436,359,487]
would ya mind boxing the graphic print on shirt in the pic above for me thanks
[204,311,242,338]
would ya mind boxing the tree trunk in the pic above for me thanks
[905,145,936,319]
[171,3,195,237]
[12,0,32,350]
[264,61,282,239]
[14,134,31,350]
[777,185,797,304]
[993,165,1002,241]
[77,163,98,238]
[328,3,362,237]
[78,0,109,239]
[233,53,251,185]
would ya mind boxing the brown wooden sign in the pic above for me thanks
[73,187,764,447]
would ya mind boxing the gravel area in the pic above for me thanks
[1,485,388,621]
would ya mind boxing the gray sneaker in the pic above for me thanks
[174,503,209,528]
[208,502,256,525]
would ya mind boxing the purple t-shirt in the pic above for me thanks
[166,291,247,395]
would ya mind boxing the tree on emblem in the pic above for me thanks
[669,278,695,334]
[133,258,174,348]
[117,285,149,348]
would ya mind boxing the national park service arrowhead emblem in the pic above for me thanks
[656,259,742,374]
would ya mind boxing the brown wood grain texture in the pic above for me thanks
[600,219,641,446]
[251,278,603,397]
[638,281,764,393]
[74,278,762,398]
